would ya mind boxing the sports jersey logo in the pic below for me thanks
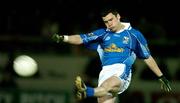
[87,33,94,37]
[104,43,124,52]
[123,36,129,44]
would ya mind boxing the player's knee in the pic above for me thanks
[100,76,121,94]
[102,84,119,94]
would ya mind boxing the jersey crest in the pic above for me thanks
[123,36,129,44]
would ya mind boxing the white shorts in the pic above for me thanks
[98,63,132,94]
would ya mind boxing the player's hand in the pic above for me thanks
[51,33,64,43]
[158,75,172,92]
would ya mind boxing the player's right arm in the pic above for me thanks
[52,33,83,45]
[52,28,106,45]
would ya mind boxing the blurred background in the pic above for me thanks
[0,0,179,103]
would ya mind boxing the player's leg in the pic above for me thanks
[96,76,121,103]
[94,76,121,97]
[75,75,122,103]
[75,63,132,101]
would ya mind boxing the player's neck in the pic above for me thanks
[116,23,125,31]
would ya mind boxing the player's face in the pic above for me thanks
[102,13,120,32]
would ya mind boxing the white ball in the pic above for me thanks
[13,55,38,77]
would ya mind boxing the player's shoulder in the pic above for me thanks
[122,22,144,39]
[123,23,142,35]
[121,22,138,31]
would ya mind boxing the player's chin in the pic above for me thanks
[108,27,116,32]
[110,28,116,32]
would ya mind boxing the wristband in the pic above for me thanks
[63,35,69,42]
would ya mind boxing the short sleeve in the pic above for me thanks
[130,28,151,59]
[80,28,106,50]
[80,28,106,44]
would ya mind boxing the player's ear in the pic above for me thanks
[117,14,121,20]
[116,14,121,22]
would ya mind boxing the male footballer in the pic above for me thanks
[52,8,171,103]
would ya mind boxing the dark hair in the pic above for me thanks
[100,7,119,17]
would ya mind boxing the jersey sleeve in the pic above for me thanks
[130,28,151,59]
[84,42,99,50]
[80,28,105,50]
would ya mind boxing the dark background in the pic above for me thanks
[0,0,179,36]
[0,0,179,57]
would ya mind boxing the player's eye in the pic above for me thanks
[109,18,113,21]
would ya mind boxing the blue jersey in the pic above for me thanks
[80,22,151,67]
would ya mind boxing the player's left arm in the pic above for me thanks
[144,56,172,92]
[144,56,163,77]
[130,28,172,92]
